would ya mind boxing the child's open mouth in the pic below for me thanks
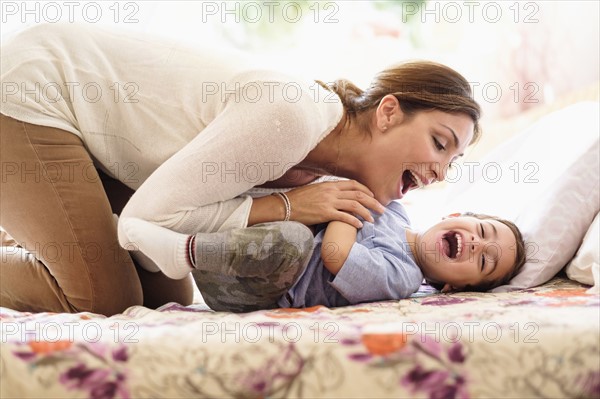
[400,170,424,195]
[442,231,463,259]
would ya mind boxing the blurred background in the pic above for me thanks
[2,0,599,226]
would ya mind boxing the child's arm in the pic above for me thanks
[321,221,358,275]
[326,202,423,304]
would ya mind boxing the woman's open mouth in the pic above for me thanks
[400,170,424,196]
[442,231,463,259]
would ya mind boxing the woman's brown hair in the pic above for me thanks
[318,61,482,144]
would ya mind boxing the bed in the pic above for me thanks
[1,275,598,398]
[1,102,599,399]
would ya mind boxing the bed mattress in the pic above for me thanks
[1,276,598,398]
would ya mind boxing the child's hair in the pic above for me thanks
[429,212,527,293]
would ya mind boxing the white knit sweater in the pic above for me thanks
[1,24,343,236]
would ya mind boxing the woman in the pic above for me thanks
[0,23,480,315]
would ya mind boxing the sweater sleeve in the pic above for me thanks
[120,78,324,236]
[329,242,422,304]
[328,206,423,304]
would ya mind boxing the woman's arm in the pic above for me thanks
[120,79,318,235]
[120,77,383,242]
[248,181,383,228]
[320,221,358,275]
[248,195,288,226]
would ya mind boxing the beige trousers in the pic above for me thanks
[0,114,192,315]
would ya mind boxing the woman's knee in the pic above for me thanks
[88,259,144,315]
[0,247,143,315]
[62,250,144,316]
[83,285,143,316]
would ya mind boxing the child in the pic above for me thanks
[120,201,526,312]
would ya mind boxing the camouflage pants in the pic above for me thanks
[191,222,314,313]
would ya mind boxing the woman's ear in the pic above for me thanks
[376,94,402,131]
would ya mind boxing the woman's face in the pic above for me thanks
[356,101,475,205]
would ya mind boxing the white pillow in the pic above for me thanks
[443,102,600,291]
[566,213,600,293]
[496,140,599,291]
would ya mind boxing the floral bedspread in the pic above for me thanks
[1,276,599,399]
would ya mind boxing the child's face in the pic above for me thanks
[413,216,517,291]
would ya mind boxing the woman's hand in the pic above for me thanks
[248,180,385,228]
[284,180,385,228]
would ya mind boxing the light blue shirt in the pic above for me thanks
[278,201,424,308]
